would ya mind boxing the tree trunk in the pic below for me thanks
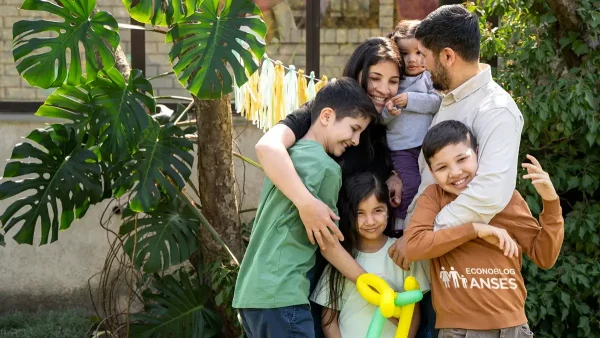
[194,96,244,337]
[194,96,244,261]
[545,0,584,33]
[112,44,132,81]
[545,0,586,68]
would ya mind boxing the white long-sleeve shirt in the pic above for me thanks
[406,64,524,229]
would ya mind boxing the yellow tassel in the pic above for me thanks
[243,70,260,122]
[249,70,261,124]
[272,61,285,129]
[243,71,251,119]
[297,69,308,106]
[315,75,328,93]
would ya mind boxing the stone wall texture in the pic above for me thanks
[0,0,414,101]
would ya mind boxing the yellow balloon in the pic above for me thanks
[395,276,420,338]
[356,273,422,338]
[380,287,396,318]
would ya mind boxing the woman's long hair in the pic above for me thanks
[322,172,392,326]
[338,37,402,175]
[342,36,403,94]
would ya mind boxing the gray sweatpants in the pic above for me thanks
[438,323,533,338]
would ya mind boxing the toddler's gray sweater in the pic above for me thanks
[381,71,442,151]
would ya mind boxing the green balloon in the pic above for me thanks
[395,290,423,306]
[366,308,387,338]
[365,290,424,338]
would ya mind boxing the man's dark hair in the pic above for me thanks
[415,5,480,62]
[422,120,478,166]
[311,77,379,124]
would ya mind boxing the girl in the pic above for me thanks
[383,20,442,233]
[310,173,430,338]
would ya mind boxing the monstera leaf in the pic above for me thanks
[123,0,202,26]
[12,0,119,88]
[92,68,155,162]
[119,197,200,273]
[0,124,102,245]
[115,121,194,213]
[167,0,267,98]
[35,82,94,143]
[130,270,220,338]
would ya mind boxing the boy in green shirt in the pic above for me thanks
[233,78,379,338]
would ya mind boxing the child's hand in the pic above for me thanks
[385,100,402,116]
[391,93,408,109]
[522,154,558,201]
[472,223,519,258]
[298,196,343,251]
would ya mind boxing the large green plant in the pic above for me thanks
[3,0,266,336]
[13,0,120,88]
[474,1,599,337]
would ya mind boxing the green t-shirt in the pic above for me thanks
[233,140,342,309]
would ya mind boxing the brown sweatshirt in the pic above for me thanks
[405,185,564,330]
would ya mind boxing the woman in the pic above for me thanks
[255,37,406,337]
[255,37,404,249]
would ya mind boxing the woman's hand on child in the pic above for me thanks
[386,173,403,208]
[385,100,402,116]
[473,223,519,258]
[522,154,558,201]
[298,196,343,250]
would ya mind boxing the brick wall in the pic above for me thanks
[0,0,130,101]
[0,0,397,101]
[267,0,396,80]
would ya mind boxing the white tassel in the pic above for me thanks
[307,71,316,101]
[283,64,298,116]
[259,56,275,130]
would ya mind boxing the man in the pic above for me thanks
[387,4,524,336]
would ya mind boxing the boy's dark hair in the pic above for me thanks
[311,77,379,124]
[414,5,480,62]
[322,172,392,327]
[342,37,402,94]
[422,120,478,166]
[389,20,420,45]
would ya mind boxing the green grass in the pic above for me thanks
[0,309,93,338]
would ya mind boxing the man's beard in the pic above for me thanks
[430,59,452,91]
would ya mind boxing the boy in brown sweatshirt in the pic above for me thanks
[404,120,564,337]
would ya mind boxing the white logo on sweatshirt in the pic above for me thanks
[440,266,518,290]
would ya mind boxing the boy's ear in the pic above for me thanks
[319,107,335,126]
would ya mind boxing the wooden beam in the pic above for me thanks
[130,17,146,75]
[306,0,321,77]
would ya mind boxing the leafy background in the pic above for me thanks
[474,0,600,336]
[1,0,598,337]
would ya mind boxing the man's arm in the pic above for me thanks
[434,108,524,228]
[404,186,478,262]
[511,196,564,269]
